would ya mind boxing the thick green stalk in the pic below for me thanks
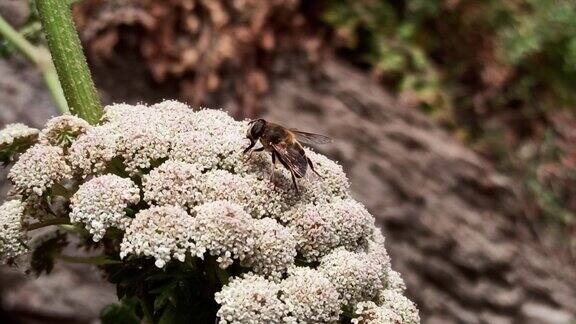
[58,255,122,265]
[0,15,69,114]
[36,0,102,124]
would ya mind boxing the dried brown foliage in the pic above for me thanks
[73,0,321,117]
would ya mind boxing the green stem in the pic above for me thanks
[215,266,230,285]
[0,15,69,114]
[27,217,70,230]
[36,0,103,124]
[58,254,122,265]
[51,182,73,199]
[41,63,70,114]
[0,16,39,62]
[57,224,89,235]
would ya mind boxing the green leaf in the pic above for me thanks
[149,281,176,295]
[154,288,173,312]
[29,231,67,276]
[215,267,230,285]
[0,133,39,165]
[158,304,177,324]
[105,259,156,299]
[100,298,140,324]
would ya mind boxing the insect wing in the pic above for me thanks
[291,130,332,145]
[272,143,308,177]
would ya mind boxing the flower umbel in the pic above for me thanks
[120,205,203,268]
[142,160,203,209]
[70,174,140,241]
[192,201,257,269]
[215,274,289,323]
[39,115,91,148]
[8,144,72,196]
[0,101,418,323]
[0,200,27,260]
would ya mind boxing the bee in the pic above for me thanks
[243,119,332,193]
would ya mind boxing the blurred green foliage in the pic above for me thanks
[322,0,576,126]
[0,0,43,57]
[322,0,576,238]
[323,0,448,117]
[499,0,576,111]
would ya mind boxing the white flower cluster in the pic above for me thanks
[68,101,196,176]
[118,199,297,277]
[0,101,418,322]
[8,144,72,195]
[386,269,408,294]
[191,201,297,278]
[39,115,91,147]
[352,290,420,324]
[297,150,350,203]
[116,123,172,175]
[192,201,256,268]
[120,205,203,268]
[170,130,247,174]
[246,218,297,280]
[101,103,150,123]
[377,290,420,324]
[70,174,140,241]
[319,248,385,307]
[0,200,27,259]
[216,245,416,324]
[0,123,39,147]
[279,267,342,322]
[68,124,120,174]
[286,199,374,261]
[215,274,290,323]
[215,231,412,323]
[352,301,402,324]
[199,169,288,218]
[216,268,341,324]
[142,160,203,208]
[142,161,288,217]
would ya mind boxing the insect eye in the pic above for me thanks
[250,120,265,137]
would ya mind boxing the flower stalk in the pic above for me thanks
[0,15,68,114]
[58,254,122,265]
[27,217,70,231]
[36,0,103,124]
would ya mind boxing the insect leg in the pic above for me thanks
[307,157,322,178]
[242,140,256,154]
[290,170,300,194]
[245,146,265,161]
[274,149,300,193]
[270,152,276,182]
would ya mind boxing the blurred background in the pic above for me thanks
[1,0,576,323]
